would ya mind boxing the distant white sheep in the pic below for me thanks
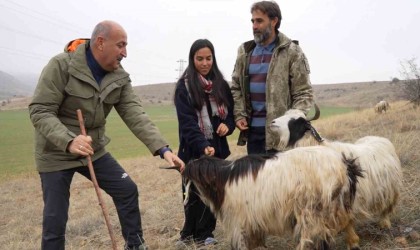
[374,100,390,113]
[270,105,402,249]
[180,147,363,250]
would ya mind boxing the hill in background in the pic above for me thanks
[132,80,406,108]
[0,78,407,110]
[313,80,405,108]
[0,71,36,100]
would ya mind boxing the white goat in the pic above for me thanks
[181,148,363,250]
[374,100,390,113]
[270,105,402,249]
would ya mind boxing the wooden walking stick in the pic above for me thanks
[77,109,118,250]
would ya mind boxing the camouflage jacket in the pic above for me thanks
[231,32,314,151]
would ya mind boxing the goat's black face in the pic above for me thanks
[182,156,233,212]
[288,117,310,147]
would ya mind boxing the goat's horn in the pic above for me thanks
[306,103,320,122]
[159,166,181,172]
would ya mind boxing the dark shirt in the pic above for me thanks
[86,46,107,85]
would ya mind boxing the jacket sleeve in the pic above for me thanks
[114,83,168,156]
[28,55,77,152]
[175,83,211,155]
[230,45,247,122]
[224,83,236,136]
[289,44,314,114]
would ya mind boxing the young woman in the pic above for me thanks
[174,39,235,247]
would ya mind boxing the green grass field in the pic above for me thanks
[0,105,353,180]
[0,109,35,178]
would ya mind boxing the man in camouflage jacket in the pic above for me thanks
[231,1,314,153]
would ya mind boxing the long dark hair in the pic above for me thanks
[175,39,230,111]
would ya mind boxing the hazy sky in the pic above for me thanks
[0,0,419,85]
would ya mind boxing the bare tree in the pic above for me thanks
[400,57,420,107]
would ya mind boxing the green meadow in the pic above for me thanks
[0,105,353,180]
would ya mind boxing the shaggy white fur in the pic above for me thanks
[270,110,403,249]
[183,147,362,250]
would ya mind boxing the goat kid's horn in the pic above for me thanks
[306,103,320,122]
[159,166,181,172]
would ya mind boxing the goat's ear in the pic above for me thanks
[288,117,309,146]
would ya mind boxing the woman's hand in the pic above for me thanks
[216,123,229,136]
[204,146,215,156]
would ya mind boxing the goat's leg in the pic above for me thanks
[378,194,398,229]
[344,220,360,250]
[231,227,249,250]
[247,230,266,249]
[378,215,391,229]
[317,240,331,250]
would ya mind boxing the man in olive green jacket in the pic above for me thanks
[231,1,314,154]
[29,20,184,250]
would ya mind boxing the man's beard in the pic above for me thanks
[253,24,272,44]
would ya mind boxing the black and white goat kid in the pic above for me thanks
[180,147,363,250]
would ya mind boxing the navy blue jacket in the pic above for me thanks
[174,79,235,162]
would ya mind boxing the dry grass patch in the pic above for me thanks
[0,101,419,249]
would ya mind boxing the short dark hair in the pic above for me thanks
[251,1,282,31]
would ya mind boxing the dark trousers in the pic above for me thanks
[180,182,216,242]
[39,153,143,250]
[247,126,278,156]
